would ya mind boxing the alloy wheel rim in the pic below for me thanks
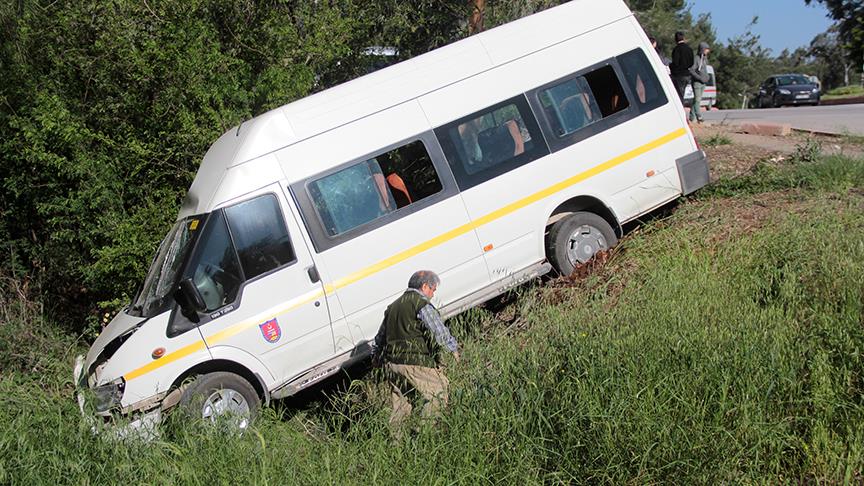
[201,389,251,430]
[566,224,607,266]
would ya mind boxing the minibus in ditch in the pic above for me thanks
[74,0,710,434]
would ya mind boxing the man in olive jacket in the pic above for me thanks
[372,270,460,430]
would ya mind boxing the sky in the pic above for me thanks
[689,0,835,55]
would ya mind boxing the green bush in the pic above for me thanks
[824,85,864,97]
[0,1,470,332]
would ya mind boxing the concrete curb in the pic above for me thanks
[820,96,864,106]
[734,122,791,137]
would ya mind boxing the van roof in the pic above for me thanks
[183,0,632,216]
[222,0,629,166]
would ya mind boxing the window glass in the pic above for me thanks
[617,49,667,112]
[777,74,810,86]
[435,95,548,189]
[225,195,296,280]
[540,64,629,139]
[308,140,443,236]
[182,211,243,312]
[539,76,603,136]
[450,103,533,175]
[132,217,202,318]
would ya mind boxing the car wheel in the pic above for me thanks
[547,211,618,276]
[772,96,782,108]
[180,372,260,431]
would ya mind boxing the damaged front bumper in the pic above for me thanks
[73,354,161,442]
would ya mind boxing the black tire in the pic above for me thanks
[179,371,260,430]
[547,211,618,276]
[772,96,782,108]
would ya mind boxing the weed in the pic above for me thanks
[837,130,864,147]
[790,138,823,164]
[701,133,732,147]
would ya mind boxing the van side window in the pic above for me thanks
[308,140,443,237]
[617,48,667,112]
[435,95,548,190]
[539,77,602,136]
[585,65,629,117]
[182,210,243,312]
[224,194,296,280]
[539,64,628,139]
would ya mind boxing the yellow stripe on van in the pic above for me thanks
[124,340,206,381]
[122,288,324,382]
[123,127,687,382]
[325,127,688,295]
[205,289,324,344]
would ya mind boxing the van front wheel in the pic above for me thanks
[547,212,617,276]
[180,371,260,430]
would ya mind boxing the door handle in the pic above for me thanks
[306,265,320,283]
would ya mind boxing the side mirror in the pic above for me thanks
[174,278,205,323]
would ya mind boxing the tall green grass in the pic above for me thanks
[2,154,864,484]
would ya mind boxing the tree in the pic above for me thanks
[805,0,864,83]
[712,19,776,108]
[0,0,469,333]
[808,27,854,88]
[625,0,715,62]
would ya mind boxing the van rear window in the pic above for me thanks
[308,140,443,237]
[617,48,667,112]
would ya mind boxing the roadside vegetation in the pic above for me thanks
[700,133,733,147]
[2,142,863,483]
[823,85,864,100]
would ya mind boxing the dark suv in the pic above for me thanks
[755,74,820,108]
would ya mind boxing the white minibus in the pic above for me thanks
[74,0,709,434]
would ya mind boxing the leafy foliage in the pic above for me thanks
[0,0,467,332]
[806,0,864,71]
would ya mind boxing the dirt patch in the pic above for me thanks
[693,124,864,167]
[699,136,782,179]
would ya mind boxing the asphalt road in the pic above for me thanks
[701,103,864,136]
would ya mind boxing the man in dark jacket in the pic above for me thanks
[669,31,694,103]
[372,270,460,431]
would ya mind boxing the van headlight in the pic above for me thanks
[93,377,125,413]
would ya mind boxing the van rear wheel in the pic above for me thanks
[547,212,617,276]
[180,371,260,430]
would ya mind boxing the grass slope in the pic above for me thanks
[1,149,863,484]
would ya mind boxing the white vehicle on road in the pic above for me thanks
[683,65,717,108]
[75,0,709,434]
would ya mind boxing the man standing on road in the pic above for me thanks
[689,42,711,124]
[669,31,694,103]
[372,270,460,433]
